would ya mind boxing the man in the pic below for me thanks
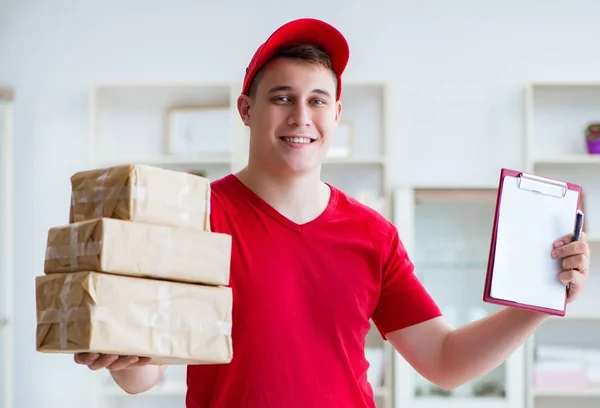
[74,18,591,407]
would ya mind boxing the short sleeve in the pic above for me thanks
[371,227,442,338]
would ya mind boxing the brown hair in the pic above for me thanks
[247,44,337,97]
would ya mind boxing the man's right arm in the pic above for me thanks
[74,353,166,395]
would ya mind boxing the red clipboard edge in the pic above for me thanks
[482,168,583,317]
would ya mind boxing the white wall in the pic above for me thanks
[1,0,600,407]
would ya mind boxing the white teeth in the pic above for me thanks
[282,137,312,144]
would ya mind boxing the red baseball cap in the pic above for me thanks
[241,18,350,100]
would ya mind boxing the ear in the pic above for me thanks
[334,100,342,124]
[237,95,252,127]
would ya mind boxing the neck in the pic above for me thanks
[234,164,331,225]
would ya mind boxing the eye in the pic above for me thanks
[273,96,291,103]
[311,99,326,106]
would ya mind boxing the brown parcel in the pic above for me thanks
[69,164,211,231]
[44,217,231,286]
[36,271,233,365]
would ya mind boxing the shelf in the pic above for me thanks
[534,388,600,397]
[534,155,600,165]
[97,154,233,167]
[94,155,388,171]
[552,310,600,320]
[530,81,600,88]
[413,396,506,408]
[96,155,384,168]
[373,386,390,397]
[416,262,487,270]
[414,188,497,204]
[323,156,385,165]
[103,382,391,399]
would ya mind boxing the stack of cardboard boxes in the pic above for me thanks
[35,164,233,365]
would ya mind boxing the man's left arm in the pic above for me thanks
[386,232,590,390]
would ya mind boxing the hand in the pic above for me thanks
[551,231,590,303]
[74,352,152,371]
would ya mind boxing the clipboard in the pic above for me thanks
[483,168,583,316]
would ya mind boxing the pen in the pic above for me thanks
[573,210,584,242]
[565,210,584,293]
[567,210,583,291]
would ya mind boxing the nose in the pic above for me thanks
[288,103,311,127]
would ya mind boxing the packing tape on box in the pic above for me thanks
[154,283,171,354]
[176,184,190,223]
[38,278,232,351]
[44,223,173,276]
[91,281,233,337]
[71,186,147,218]
[44,225,93,267]
[37,274,89,350]
[154,228,173,279]
[70,224,79,268]
[44,242,102,262]
[69,166,142,218]
[71,186,209,223]
[44,221,103,266]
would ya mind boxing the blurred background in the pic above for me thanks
[2,0,600,407]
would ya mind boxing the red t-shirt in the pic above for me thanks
[186,174,441,407]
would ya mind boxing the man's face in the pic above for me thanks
[238,57,342,176]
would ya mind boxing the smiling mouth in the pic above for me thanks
[279,136,315,144]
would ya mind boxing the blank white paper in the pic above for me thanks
[489,175,579,311]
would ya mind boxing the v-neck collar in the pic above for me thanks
[226,174,338,233]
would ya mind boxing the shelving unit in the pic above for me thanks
[392,187,525,408]
[86,80,394,407]
[524,81,600,408]
[0,87,14,408]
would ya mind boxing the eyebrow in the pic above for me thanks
[267,85,332,98]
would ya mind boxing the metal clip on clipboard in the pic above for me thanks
[516,172,568,198]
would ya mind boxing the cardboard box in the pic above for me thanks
[69,164,211,231]
[44,218,231,286]
[36,271,233,365]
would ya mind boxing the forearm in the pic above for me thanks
[439,307,548,388]
[111,364,167,394]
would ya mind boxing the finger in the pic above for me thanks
[89,354,119,371]
[107,356,139,372]
[562,270,586,302]
[554,231,586,247]
[552,241,589,259]
[132,357,152,367]
[559,269,581,285]
[558,269,576,286]
[562,254,589,272]
[74,353,100,365]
